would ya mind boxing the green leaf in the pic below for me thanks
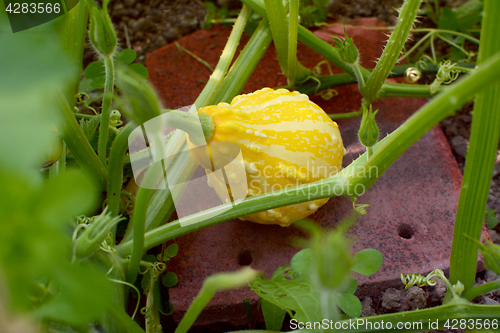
[352,249,383,276]
[143,254,157,263]
[202,1,218,29]
[153,279,174,315]
[36,262,113,324]
[291,248,312,276]
[249,265,322,323]
[337,293,362,318]
[79,77,94,94]
[84,61,105,80]
[472,239,500,275]
[141,271,151,291]
[485,209,499,229]
[162,272,179,288]
[117,49,137,65]
[454,0,483,29]
[438,7,468,34]
[79,114,101,142]
[129,63,149,80]
[0,16,112,324]
[33,170,99,225]
[90,76,106,89]
[343,278,358,295]
[1,83,65,181]
[261,298,285,331]
[84,61,106,90]
[165,243,179,259]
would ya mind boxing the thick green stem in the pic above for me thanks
[377,82,443,98]
[354,51,500,192]
[320,290,340,331]
[211,18,273,104]
[107,123,134,217]
[449,0,500,292]
[115,174,348,256]
[57,91,108,189]
[98,56,115,166]
[164,111,215,146]
[264,0,289,76]
[126,171,155,284]
[287,0,299,87]
[126,128,169,284]
[296,63,465,97]
[362,0,421,102]
[195,4,251,108]
[115,50,500,257]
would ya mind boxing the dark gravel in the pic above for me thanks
[84,0,207,65]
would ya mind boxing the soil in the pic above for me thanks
[86,0,500,331]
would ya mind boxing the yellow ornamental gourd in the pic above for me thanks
[189,87,345,227]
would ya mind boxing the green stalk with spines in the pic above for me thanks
[449,0,500,292]
[361,0,421,102]
[115,50,500,257]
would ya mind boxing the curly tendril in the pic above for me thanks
[401,269,440,289]
[405,67,422,83]
[416,55,434,70]
[430,60,471,95]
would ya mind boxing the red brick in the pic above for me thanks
[145,19,482,326]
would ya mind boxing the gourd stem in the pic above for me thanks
[164,110,215,146]
[367,147,373,159]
